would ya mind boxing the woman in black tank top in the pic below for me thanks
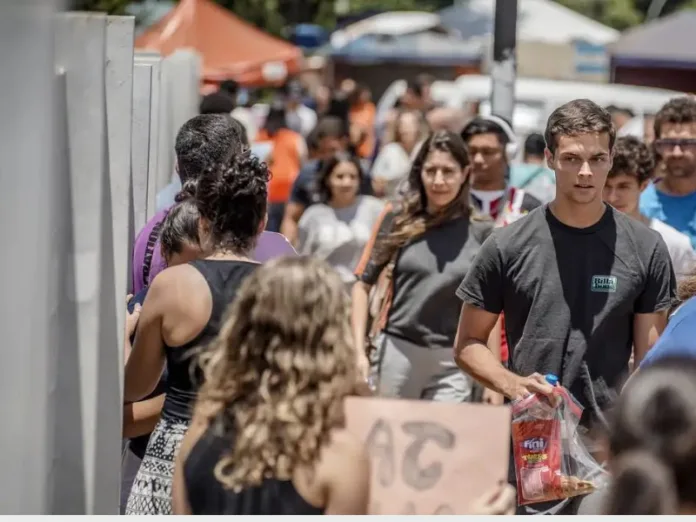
[172,257,370,515]
[124,150,270,515]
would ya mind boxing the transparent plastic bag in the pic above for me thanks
[510,376,608,506]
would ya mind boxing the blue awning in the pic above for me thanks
[289,24,329,50]
[325,32,481,66]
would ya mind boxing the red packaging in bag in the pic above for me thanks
[511,378,603,506]
[511,396,563,505]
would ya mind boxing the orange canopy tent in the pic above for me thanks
[135,0,303,87]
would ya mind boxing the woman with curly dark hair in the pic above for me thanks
[123,149,269,515]
[351,130,493,399]
[172,256,370,515]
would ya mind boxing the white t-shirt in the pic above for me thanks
[650,218,696,278]
[297,196,385,283]
[286,105,317,137]
[371,141,423,198]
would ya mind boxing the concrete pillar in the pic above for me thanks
[0,0,66,514]
[131,61,154,233]
[105,15,135,365]
[134,52,163,222]
[160,49,202,190]
[54,11,121,514]
[165,49,202,146]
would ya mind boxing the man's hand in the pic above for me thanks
[506,372,556,402]
[125,295,142,340]
[356,353,370,383]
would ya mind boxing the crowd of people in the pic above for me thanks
[120,74,696,516]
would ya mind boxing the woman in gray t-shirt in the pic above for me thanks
[352,130,492,398]
[298,154,385,284]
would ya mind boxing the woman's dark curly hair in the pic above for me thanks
[160,180,201,259]
[195,148,270,254]
[609,136,655,183]
[316,153,363,204]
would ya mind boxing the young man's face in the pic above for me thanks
[654,121,696,179]
[546,132,612,205]
[603,173,648,216]
[467,132,507,187]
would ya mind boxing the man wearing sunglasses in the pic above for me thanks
[640,97,696,250]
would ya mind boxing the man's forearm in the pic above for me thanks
[456,341,519,398]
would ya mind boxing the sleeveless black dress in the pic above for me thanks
[126,260,258,515]
[184,417,325,515]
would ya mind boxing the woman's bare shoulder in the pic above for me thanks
[150,263,209,298]
[320,428,369,469]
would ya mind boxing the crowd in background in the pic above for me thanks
[120,71,696,516]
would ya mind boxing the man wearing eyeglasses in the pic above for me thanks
[640,97,696,250]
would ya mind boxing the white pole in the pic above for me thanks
[489,0,518,124]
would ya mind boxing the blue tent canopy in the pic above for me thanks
[324,31,481,66]
[289,24,329,50]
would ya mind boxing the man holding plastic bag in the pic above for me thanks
[454,99,676,514]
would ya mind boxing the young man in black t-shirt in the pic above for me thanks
[454,99,675,512]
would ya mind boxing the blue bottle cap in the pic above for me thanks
[545,374,559,386]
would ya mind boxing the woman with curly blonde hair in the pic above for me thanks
[172,256,370,515]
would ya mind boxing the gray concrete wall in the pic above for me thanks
[0,4,199,512]
[0,0,72,514]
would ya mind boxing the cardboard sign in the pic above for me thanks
[345,397,511,515]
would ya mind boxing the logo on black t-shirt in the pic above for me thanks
[591,275,617,293]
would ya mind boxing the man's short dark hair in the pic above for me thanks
[608,136,655,184]
[654,97,696,139]
[524,133,546,157]
[174,114,246,182]
[314,116,348,141]
[219,80,239,97]
[199,91,235,115]
[545,99,615,155]
[406,79,424,97]
[460,117,510,146]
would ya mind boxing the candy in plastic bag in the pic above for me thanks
[511,374,608,506]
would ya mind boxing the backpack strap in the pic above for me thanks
[141,212,168,288]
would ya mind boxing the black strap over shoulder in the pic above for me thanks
[142,212,168,288]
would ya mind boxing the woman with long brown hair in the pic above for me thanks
[172,256,369,515]
[351,130,493,400]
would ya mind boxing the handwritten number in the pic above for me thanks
[365,418,395,487]
[401,421,456,491]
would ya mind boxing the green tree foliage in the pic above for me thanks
[72,0,132,14]
[74,0,696,35]
[76,0,441,35]
[556,0,696,30]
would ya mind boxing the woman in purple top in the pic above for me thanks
[131,114,296,294]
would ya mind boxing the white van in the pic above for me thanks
[447,75,684,135]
